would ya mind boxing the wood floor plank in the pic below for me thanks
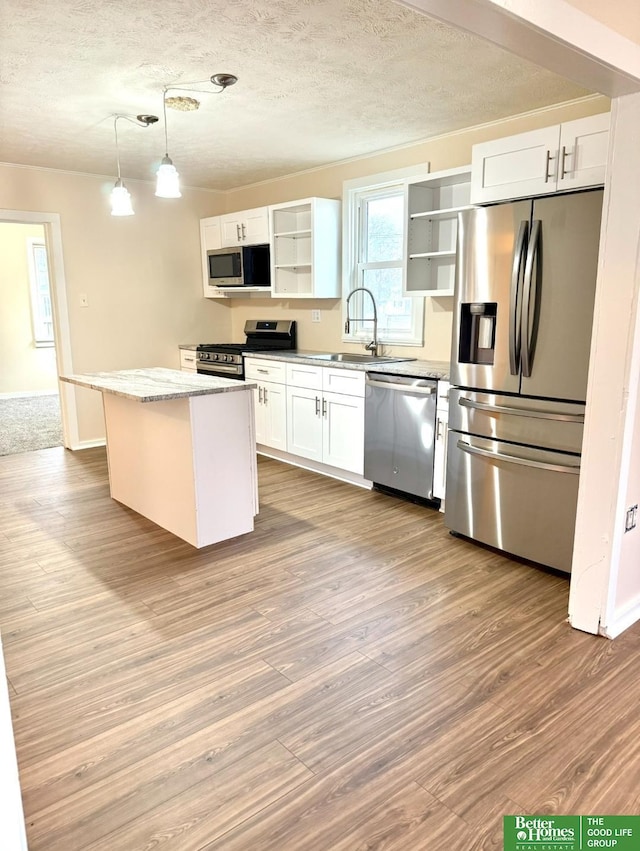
[1,446,639,851]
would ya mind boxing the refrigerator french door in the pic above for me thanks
[445,189,603,573]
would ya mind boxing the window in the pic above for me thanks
[343,167,426,347]
[27,238,54,346]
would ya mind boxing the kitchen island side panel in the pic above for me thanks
[103,391,257,547]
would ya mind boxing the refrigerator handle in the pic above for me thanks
[457,440,580,475]
[521,219,541,378]
[509,220,528,375]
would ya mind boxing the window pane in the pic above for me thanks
[362,267,414,334]
[364,195,404,263]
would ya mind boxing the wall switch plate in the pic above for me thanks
[79,293,89,308]
[311,310,321,323]
[625,504,637,532]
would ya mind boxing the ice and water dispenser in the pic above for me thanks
[458,302,497,365]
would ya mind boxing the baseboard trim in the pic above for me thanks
[256,446,373,490]
[67,438,106,451]
[601,595,640,639]
[0,390,58,399]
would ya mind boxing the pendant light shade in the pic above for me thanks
[155,154,181,198]
[156,91,181,198]
[110,179,134,216]
[111,116,135,216]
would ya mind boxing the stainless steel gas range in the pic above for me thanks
[196,320,297,380]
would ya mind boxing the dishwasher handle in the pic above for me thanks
[366,377,434,396]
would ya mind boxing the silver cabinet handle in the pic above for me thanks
[263,387,268,404]
[458,397,584,423]
[315,396,320,416]
[560,145,569,179]
[322,398,327,417]
[257,368,269,374]
[241,223,247,240]
[509,220,528,376]
[365,378,434,395]
[521,219,540,378]
[544,150,554,183]
[258,386,263,404]
[457,439,580,474]
[183,356,195,363]
[236,224,242,241]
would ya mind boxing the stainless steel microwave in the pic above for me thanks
[206,244,271,288]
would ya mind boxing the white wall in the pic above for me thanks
[0,223,58,394]
[0,166,231,444]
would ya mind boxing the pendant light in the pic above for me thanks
[156,89,181,198]
[109,114,158,216]
[110,117,134,216]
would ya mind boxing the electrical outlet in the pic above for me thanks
[311,310,321,323]
[625,504,637,532]
[79,293,89,308]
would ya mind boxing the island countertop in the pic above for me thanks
[60,367,256,402]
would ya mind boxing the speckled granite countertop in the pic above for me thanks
[178,343,199,351]
[61,367,256,402]
[244,351,450,380]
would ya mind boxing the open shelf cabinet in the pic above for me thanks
[404,166,473,298]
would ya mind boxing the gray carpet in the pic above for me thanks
[0,394,63,455]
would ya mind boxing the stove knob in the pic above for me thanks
[212,353,219,361]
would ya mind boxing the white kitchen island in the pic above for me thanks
[61,368,258,548]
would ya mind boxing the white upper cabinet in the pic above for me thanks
[270,197,341,299]
[404,166,472,298]
[556,113,611,192]
[200,216,223,298]
[220,206,270,247]
[470,113,610,204]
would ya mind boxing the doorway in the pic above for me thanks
[0,209,78,451]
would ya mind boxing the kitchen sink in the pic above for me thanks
[305,353,415,364]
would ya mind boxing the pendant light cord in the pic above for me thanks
[162,88,169,157]
[114,116,122,181]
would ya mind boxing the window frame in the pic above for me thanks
[26,237,54,347]
[342,164,429,348]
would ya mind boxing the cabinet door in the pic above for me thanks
[557,113,609,192]
[286,386,323,462]
[242,207,270,245]
[432,411,448,502]
[471,125,560,203]
[253,384,268,445]
[262,381,287,451]
[322,391,365,474]
[220,215,243,247]
[200,217,223,297]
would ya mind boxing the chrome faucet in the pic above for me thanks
[345,287,379,356]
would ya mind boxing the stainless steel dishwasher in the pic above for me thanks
[364,373,438,500]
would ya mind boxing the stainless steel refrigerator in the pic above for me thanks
[445,188,603,573]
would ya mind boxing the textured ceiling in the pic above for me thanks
[0,0,592,191]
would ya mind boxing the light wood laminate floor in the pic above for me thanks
[1,447,639,850]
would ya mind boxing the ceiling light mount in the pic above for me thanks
[210,73,238,90]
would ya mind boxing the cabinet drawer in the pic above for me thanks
[180,349,197,370]
[245,358,286,384]
[323,368,365,397]
[286,362,323,390]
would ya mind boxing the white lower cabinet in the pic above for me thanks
[245,358,287,451]
[286,386,364,474]
[286,364,365,475]
[179,348,198,373]
[254,380,287,451]
[433,380,450,508]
